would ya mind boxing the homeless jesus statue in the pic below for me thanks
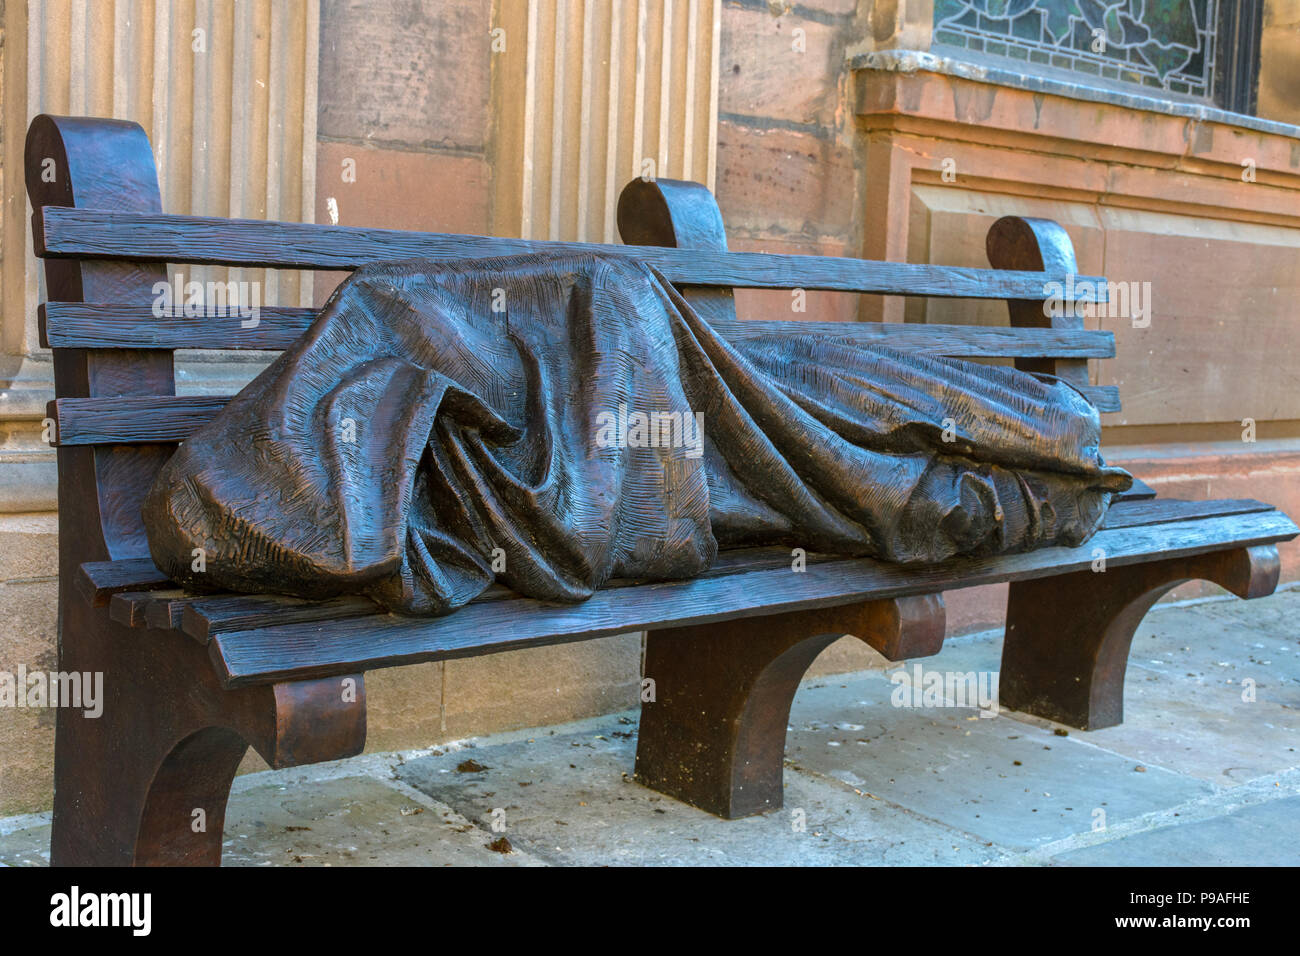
[142,252,1131,616]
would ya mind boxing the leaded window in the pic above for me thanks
[932,1,1262,112]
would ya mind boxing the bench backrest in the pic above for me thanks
[26,114,1115,572]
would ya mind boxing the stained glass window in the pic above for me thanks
[933,0,1218,101]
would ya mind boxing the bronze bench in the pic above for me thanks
[27,114,1297,866]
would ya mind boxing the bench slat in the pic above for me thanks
[709,319,1115,358]
[78,556,172,606]
[52,396,230,445]
[42,302,1117,359]
[50,382,1124,447]
[77,548,772,611]
[206,508,1299,687]
[35,207,1109,301]
[182,595,383,643]
[108,589,185,628]
[40,303,315,350]
[83,499,1286,622]
[176,547,826,641]
[1098,496,1274,528]
[103,544,846,626]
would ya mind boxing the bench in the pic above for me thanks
[27,113,1297,866]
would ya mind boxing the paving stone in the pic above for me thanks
[0,774,544,867]
[890,592,1300,786]
[1078,668,1300,786]
[221,774,541,866]
[395,718,996,866]
[1051,795,1300,866]
[785,673,1215,850]
[1133,589,1300,702]
[0,816,50,867]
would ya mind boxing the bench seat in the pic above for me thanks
[95,498,1295,688]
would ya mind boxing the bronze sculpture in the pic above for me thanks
[32,110,1292,863]
[143,251,1131,615]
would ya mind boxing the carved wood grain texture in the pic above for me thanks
[207,510,1298,688]
[41,301,1117,357]
[36,206,1111,300]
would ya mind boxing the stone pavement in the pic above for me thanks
[2,586,1297,866]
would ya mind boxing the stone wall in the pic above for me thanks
[1260,0,1300,125]
[715,0,864,324]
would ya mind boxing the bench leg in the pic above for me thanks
[132,728,252,866]
[50,627,256,865]
[50,601,367,866]
[1001,544,1281,731]
[635,595,944,818]
[52,718,249,866]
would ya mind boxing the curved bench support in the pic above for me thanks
[51,598,366,866]
[1001,544,1281,730]
[636,595,944,818]
[29,113,370,869]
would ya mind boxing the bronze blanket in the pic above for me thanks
[143,252,1132,615]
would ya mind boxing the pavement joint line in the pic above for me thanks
[226,734,500,794]
[990,766,1300,866]
[0,575,60,587]
[373,774,552,866]
[782,753,1014,857]
[368,773,469,820]
[999,681,1299,791]
[0,811,51,837]
[230,751,415,792]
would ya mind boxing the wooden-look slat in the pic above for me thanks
[208,509,1299,687]
[709,319,1115,358]
[50,396,231,446]
[77,556,173,607]
[34,206,1110,301]
[182,595,382,644]
[108,545,845,632]
[49,380,1123,447]
[82,501,1293,628]
[1117,476,1157,501]
[176,549,845,638]
[109,589,186,628]
[40,303,317,350]
[1098,497,1274,529]
[80,499,1288,628]
[145,593,198,632]
[41,302,1117,358]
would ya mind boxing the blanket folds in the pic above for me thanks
[143,252,1131,615]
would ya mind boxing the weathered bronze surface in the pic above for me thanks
[143,252,1131,615]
